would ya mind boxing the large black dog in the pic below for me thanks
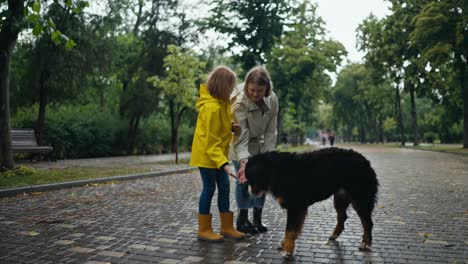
[245,147,379,258]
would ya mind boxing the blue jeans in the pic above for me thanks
[198,167,230,214]
[233,160,266,209]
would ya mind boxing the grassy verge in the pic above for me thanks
[277,145,316,152]
[0,166,153,189]
[384,143,468,156]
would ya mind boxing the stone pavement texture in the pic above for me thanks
[0,145,467,263]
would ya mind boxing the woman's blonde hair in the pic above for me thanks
[244,66,273,97]
[206,66,237,101]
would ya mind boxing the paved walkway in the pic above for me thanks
[1,145,467,263]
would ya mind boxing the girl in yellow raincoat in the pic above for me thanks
[190,66,245,242]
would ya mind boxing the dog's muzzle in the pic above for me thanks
[250,186,265,197]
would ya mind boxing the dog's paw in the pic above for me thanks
[281,250,294,259]
[328,234,338,240]
[358,242,372,251]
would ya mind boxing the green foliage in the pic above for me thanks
[11,104,127,159]
[149,44,205,154]
[135,113,172,154]
[383,118,397,133]
[410,0,467,147]
[206,0,290,71]
[0,166,36,178]
[151,45,206,108]
[268,2,346,140]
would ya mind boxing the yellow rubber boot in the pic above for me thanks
[220,211,245,240]
[198,214,224,242]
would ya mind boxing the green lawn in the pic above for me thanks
[383,142,468,156]
[0,166,153,189]
[278,145,316,152]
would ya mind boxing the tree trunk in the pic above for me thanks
[169,99,176,153]
[458,50,468,148]
[454,9,468,148]
[36,70,49,145]
[395,84,405,146]
[126,115,139,155]
[0,50,14,170]
[408,83,420,146]
[0,0,24,169]
[461,63,468,148]
[174,106,187,164]
[378,115,384,143]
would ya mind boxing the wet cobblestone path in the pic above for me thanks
[1,145,467,263]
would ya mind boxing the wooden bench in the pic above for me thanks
[11,129,53,160]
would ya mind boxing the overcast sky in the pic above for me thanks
[314,0,391,63]
[182,0,392,63]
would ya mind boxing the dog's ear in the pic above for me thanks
[245,152,274,191]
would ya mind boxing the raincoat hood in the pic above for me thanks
[196,84,219,109]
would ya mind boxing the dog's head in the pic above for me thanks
[245,152,275,196]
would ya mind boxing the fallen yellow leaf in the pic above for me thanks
[28,231,39,236]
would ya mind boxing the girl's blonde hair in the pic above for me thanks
[206,66,237,101]
[244,66,273,97]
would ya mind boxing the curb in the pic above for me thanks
[0,167,195,198]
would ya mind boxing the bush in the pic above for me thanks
[0,166,36,178]
[12,104,127,159]
[11,104,196,159]
[423,132,438,143]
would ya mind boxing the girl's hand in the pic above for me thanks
[232,122,241,135]
[223,165,237,179]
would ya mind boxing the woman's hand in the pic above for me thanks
[237,159,248,183]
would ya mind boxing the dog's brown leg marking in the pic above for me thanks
[330,191,351,240]
[352,201,373,250]
[281,207,308,257]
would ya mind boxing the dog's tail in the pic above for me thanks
[351,159,379,213]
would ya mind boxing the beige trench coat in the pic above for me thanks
[229,83,279,161]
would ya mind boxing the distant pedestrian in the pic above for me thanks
[321,131,328,146]
[190,66,245,242]
[329,132,335,146]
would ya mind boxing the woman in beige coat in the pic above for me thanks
[230,66,279,234]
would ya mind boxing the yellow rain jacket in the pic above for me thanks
[190,84,233,169]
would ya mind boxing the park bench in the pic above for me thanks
[11,129,53,161]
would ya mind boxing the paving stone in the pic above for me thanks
[182,256,204,262]
[1,146,467,263]
[97,251,126,258]
[95,236,115,241]
[159,259,180,264]
[54,240,75,245]
[68,247,95,253]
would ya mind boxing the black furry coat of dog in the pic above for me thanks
[245,147,379,258]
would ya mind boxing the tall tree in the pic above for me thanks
[113,0,180,154]
[358,14,409,145]
[0,0,87,169]
[206,0,290,72]
[410,0,468,148]
[267,2,346,141]
[150,45,205,163]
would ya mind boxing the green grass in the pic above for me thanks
[0,166,153,189]
[277,145,316,152]
[383,142,468,156]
